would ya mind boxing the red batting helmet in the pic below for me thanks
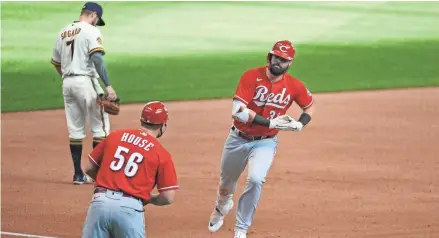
[140,101,169,125]
[269,40,296,61]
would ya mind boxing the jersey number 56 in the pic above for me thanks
[110,146,143,177]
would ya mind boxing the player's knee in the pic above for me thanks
[247,175,265,186]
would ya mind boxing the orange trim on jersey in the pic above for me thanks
[51,59,61,66]
[158,185,179,191]
[302,99,314,109]
[88,47,105,55]
[233,95,248,105]
[88,154,100,167]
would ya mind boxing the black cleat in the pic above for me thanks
[73,174,90,185]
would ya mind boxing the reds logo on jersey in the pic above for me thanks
[252,86,291,109]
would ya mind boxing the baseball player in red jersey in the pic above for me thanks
[208,40,315,238]
[81,101,178,238]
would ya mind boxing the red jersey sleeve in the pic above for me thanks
[294,81,314,109]
[233,70,256,105]
[88,137,108,167]
[156,152,179,192]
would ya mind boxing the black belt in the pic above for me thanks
[63,73,90,78]
[231,126,275,141]
[94,186,145,205]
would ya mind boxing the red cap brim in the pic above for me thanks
[270,50,292,60]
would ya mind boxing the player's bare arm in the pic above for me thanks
[90,51,117,100]
[231,99,291,130]
[300,103,314,125]
[51,47,62,77]
[84,159,99,181]
[149,190,176,206]
[54,65,62,77]
[232,100,270,126]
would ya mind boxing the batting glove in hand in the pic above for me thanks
[287,120,304,131]
[269,115,292,129]
[269,115,303,131]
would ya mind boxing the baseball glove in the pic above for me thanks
[96,94,120,115]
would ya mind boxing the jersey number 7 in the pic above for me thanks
[66,39,75,60]
[110,145,144,177]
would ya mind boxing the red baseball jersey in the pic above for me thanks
[88,129,178,202]
[233,66,313,136]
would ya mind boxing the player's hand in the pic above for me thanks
[106,85,117,101]
[269,115,303,131]
[269,115,290,129]
[286,120,304,131]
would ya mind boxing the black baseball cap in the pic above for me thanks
[82,2,105,26]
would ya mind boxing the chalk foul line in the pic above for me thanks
[0,231,58,238]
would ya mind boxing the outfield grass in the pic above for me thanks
[2,2,439,112]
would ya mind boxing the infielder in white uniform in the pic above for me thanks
[51,2,117,185]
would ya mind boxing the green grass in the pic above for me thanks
[3,40,438,112]
[2,2,439,112]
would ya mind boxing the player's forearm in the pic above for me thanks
[232,100,269,127]
[149,194,172,206]
[55,66,62,77]
[232,100,271,128]
[84,162,98,181]
[244,109,270,127]
[90,52,111,87]
[298,104,315,127]
[246,109,270,127]
[303,103,314,116]
[251,114,271,127]
[85,168,98,181]
[86,171,97,181]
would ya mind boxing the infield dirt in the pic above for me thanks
[2,87,438,238]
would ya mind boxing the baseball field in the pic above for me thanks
[2,1,439,238]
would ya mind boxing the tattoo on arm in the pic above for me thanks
[90,52,111,87]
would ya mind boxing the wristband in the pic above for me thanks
[298,112,311,126]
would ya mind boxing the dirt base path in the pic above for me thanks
[2,87,439,238]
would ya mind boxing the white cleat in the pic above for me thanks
[234,230,247,238]
[208,199,234,233]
